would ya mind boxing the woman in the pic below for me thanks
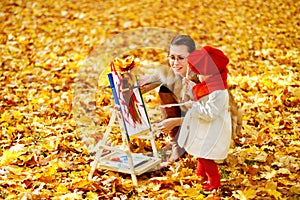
[140,35,198,162]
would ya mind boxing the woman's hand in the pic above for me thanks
[155,117,182,133]
[138,75,150,86]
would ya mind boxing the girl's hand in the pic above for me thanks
[183,77,196,92]
[185,101,193,109]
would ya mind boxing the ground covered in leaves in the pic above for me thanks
[0,0,299,199]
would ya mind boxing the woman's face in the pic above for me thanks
[168,44,190,77]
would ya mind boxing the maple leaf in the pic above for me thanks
[233,189,257,200]
[0,145,26,166]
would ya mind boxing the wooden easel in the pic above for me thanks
[88,72,161,187]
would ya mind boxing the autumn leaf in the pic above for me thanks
[0,145,26,166]
[233,189,257,200]
[291,185,300,195]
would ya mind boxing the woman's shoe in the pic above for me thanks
[168,141,185,162]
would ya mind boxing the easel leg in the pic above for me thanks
[124,149,139,187]
[131,173,138,187]
[88,110,117,179]
[120,130,139,187]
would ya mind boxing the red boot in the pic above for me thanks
[202,181,220,191]
[199,158,221,191]
[196,158,208,183]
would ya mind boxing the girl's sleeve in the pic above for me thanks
[191,90,228,122]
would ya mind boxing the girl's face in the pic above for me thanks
[168,45,190,77]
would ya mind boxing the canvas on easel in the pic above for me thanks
[112,68,150,137]
[88,56,161,187]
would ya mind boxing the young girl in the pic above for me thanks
[178,46,232,191]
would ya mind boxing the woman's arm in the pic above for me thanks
[140,81,161,94]
[138,74,162,94]
[155,117,184,133]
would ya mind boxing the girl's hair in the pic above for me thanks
[170,35,196,53]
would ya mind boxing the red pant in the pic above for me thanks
[197,158,221,188]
